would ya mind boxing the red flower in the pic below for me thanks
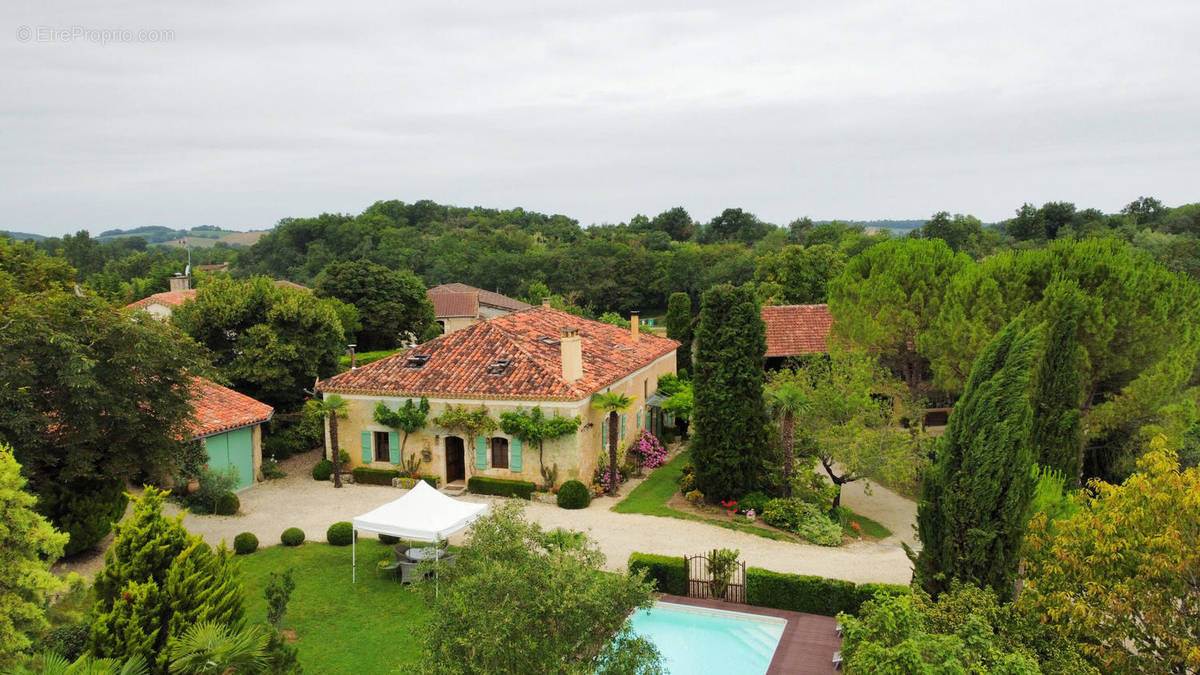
[851,522,862,531]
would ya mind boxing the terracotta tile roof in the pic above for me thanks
[428,283,531,313]
[318,306,679,401]
[762,304,834,357]
[187,378,274,438]
[126,289,197,310]
[429,290,478,318]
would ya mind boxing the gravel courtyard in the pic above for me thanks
[59,451,916,585]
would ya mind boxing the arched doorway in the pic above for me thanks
[445,436,466,484]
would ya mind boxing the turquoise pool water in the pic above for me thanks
[629,602,786,675]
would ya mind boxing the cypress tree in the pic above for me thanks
[90,487,246,672]
[909,319,1038,599]
[665,292,694,375]
[691,284,769,500]
[1029,280,1085,483]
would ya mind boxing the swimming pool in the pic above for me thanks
[628,601,787,675]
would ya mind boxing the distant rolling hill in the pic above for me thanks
[1,230,47,242]
[0,226,269,248]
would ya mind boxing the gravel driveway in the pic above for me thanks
[58,451,917,585]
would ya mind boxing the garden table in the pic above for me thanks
[405,546,444,562]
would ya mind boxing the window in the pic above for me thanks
[373,431,389,462]
[491,437,509,469]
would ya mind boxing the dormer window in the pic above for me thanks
[486,358,512,376]
[538,335,560,346]
[404,353,430,369]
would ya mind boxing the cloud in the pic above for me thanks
[2,0,1198,234]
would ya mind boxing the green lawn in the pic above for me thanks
[238,541,431,673]
[837,507,893,539]
[337,349,402,372]
[614,449,892,541]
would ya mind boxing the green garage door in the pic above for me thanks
[205,427,255,489]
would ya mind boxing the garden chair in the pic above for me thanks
[393,543,411,561]
[398,560,422,584]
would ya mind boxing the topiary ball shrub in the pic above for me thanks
[312,459,333,481]
[214,491,240,515]
[234,531,259,555]
[327,521,353,546]
[280,527,305,546]
[556,480,591,509]
[379,534,400,545]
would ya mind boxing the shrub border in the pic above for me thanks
[467,476,535,499]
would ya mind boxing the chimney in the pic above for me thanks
[630,311,640,343]
[542,297,552,307]
[348,344,357,369]
[561,327,583,382]
[169,273,190,293]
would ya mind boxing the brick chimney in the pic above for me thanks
[542,297,552,307]
[169,273,190,293]
[630,311,640,343]
[561,327,583,382]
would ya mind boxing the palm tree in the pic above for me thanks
[591,392,636,496]
[766,382,810,498]
[312,394,349,488]
[169,621,268,675]
[40,653,148,675]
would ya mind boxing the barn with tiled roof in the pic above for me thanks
[187,378,274,489]
[316,305,678,489]
[761,304,834,365]
[427,283,531,334]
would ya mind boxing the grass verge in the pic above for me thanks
[337,349,402,372]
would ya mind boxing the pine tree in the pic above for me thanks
[665,292,694,376]
[0,443,68,665]
[89,487,247,673]
[691,283,769,500]
[909,319,1038,599]
[1029,280,1085,483]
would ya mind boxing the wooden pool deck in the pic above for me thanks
[658,594,842,674]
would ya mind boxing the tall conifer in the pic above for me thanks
[691,284,768,500]
[1029,280,1086,483]
[910,319,1038,598]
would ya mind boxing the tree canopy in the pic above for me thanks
[172,276,349,410]
[314,259,436,350]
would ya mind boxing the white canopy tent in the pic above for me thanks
[350,480,489,583]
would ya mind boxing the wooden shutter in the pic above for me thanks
[637,410,642,429]
[510,438,523,472]
[360,431,372,463]
[475,436,488,470]
[388,431,400,464]
[620,413,626,441]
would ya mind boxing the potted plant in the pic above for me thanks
[707,548,740,601]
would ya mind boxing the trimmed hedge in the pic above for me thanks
[628,553,687,596]
[745,567,909,616]
[214,491,240,516]
[420,475,441,489]
[312,459,333,481]
[468,476,536,499]
[556,480,591,509]
[233,532,259,555]
[327,521,353,546]
[280,527,305,546]
[353,467,399,485]
[626,552,909,617]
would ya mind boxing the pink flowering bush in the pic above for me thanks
[593,465,628,492]
[627,430,668,470]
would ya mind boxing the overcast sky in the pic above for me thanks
[3,1,1198,236]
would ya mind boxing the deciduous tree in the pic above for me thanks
[314,260,436,349]
[172,276,348,410]
[1021,436,1200,673]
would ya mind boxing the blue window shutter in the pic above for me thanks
[388,431,400,464]
[510,438,522,472]
[637,410,642,429]
[360,431,371,463]
[475,436,488,470]
[620,413,626,441]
